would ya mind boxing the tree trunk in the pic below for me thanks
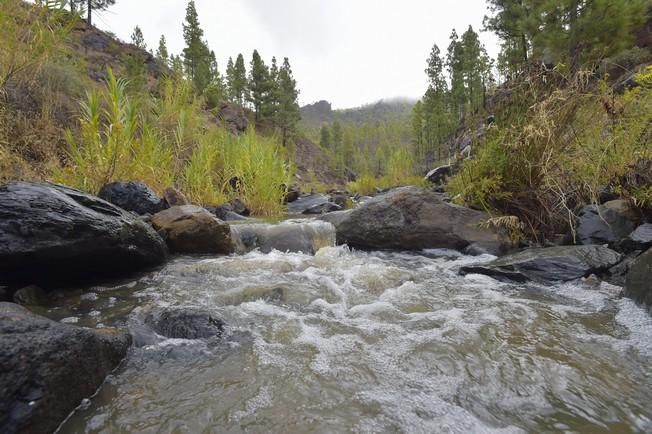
[87,0,92,25]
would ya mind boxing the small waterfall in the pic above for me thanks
[230,219,336,255]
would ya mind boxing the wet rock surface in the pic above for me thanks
[151,205,234,254]
[288,194,341,215]
[576,202,637,245]
[0,302,131,434]
[624,247,652,312]
[321,186,508,254]
[144,308,225,340]
[459,245,623,283]
[98,181,166,215]
[0,182,168,285]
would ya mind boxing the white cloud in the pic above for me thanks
[97,0,499,109]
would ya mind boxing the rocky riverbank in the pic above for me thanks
[1,180,651,432]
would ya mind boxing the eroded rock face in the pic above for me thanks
[459,245,623,283]
[321,186,508,254]
[98,181,166,215]
[624,248,652,312]
[0,303,131,434]
[144,308,225,340]
[0,182,168,285]
[151,205,234,254]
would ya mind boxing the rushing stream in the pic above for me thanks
[33,220,652,433]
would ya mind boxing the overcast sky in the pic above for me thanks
[95,0,499,109]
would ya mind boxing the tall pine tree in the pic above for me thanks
[276,57,301,146]
[182,0,211,94]
[247,50,269,120]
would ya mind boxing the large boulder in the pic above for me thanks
[98,181,166,215]
[151,205,234,254]
[320,186,508,254]
[0,302,131,434]
[576,201,637,245]
[145,308,225,339]
[0,182,168,285]
[624,248,652,312]
[288,194,341,215]
[459,245,623,283]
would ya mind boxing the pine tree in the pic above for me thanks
[225,57,236,102]
[320,126,331,149]
[79,0,115,26]
[156,35,169,63]
[232,53,248,105]
[264,56,281,122]
[276,57,301,146]
[131,25,146,50]
[247,50,269,120]
[182,0,211,94]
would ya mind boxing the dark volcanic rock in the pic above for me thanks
[576,202,636,245]
[460,245,623,283]
[624,247,652,312]
[12,285,49,306]
[616,223,652,253]
[425,165,452,185]
[0,182,168,285]
[98,181,166,215]
[145,308,224,339]
[288,194,341,215]
[0,302,131,434]
[320,186,508,254]
[151,205,234,254]
[218,102,248,134]
[207,204,250,222]
[229,198,250,217]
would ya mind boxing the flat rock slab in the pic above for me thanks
[0,302,131,434]
[460,245,623,283]
[0,182,168,285]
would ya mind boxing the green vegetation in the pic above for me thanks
[1,0,296,216]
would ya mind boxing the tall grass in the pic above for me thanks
[57,69,173,193]
[447,66,652,240]
[56,70,292,215]
[347,147,427,195]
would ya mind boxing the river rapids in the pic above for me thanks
[35,221,652,433]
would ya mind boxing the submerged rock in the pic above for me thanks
[145,308,225,339]
[624,247,652,312]
[151,205,234,254]
[576,202,637,245]
[0,302,131,434]
[459,245,623,283]
[0,182,168,285]
[98,181,166,215]
[320,186,508,254]
[288,194,341,215]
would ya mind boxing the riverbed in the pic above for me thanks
[40,233,652,433]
